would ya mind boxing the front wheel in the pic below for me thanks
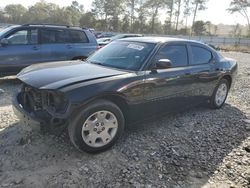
[68,100,125,153]
[210,79,229,109]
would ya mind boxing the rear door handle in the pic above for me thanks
[32,46,39,51]
[67,45,72,49]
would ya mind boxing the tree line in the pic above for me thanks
[0,0,249,36]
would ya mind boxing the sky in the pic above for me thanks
[0,0,246,26]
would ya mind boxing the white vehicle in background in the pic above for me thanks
[97,37,112,43]
[97,34,143,47]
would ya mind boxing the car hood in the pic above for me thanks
[17,60,128,90]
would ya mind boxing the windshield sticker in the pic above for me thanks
[127,44,144,51]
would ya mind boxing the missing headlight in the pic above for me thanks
[44,91,69,114]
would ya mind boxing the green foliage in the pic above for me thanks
[191,0,208,35]
[192,0,207,11]
[0,0,215,35]
[143,0,170,33]
[192,20,206,35]
[4,4,27,24]
[178,28,191,35]
[92,0,125,31]
[228,0,250,13]
[80,12,96,28]
[25,2,61,24]
[230,23,242,37]
[121,14,130,33]
[228,0,250,31]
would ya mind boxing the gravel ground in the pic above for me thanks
[0,52,250,188]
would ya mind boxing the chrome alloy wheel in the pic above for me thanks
[215,83,228,106]
[81,111,118,148]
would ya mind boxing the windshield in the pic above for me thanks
[0,26,17,37]
[88,41,156,71]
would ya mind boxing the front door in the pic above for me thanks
[0,29,40,74]
[143,43,194,115]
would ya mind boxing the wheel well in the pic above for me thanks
[72,56,87,60]
[101,95,129,122]
[222,75,232,88]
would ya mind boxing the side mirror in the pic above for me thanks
[0,38,8,46]
[154,59,172,70]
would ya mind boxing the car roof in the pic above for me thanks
[119,36,202,44]
[117,34,143,37]
[14,24,89,31]
[1,25,20,30]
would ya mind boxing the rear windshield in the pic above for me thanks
[88,41,156,71]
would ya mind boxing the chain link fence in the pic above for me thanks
[153,35,250,47]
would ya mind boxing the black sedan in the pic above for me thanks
[13,37,238,153]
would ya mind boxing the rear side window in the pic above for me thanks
[40,29,66,44]
[154,45,188,67]
[190,46,212,65]
[67,30,88,43]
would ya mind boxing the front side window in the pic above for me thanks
[88,41,156,71]
[190,46,212,65]
[7,30,28,45]
[0,26,18,36]
[67,30,88,43]
[6,29,38,45]
[154,45,188,67]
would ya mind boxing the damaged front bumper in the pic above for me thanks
[12,94,42,130]
[12,87,74,131]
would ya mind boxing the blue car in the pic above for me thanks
[0,24,98,76]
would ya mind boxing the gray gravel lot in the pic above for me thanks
[0,52,250,188]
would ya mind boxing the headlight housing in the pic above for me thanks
[43,90,69,114]
[18,84,69,115]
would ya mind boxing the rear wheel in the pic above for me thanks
[68,100,125,153]
[210,79,229,109]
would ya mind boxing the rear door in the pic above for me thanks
[39,28,69,62]
[143,43,194,115]
[187,44,219,102]
[0,28,40,74]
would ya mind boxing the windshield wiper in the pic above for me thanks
[93,62,104,66]
[88,60,105,66]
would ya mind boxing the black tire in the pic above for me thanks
[68,99,125,153]
[210,79,229,109]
